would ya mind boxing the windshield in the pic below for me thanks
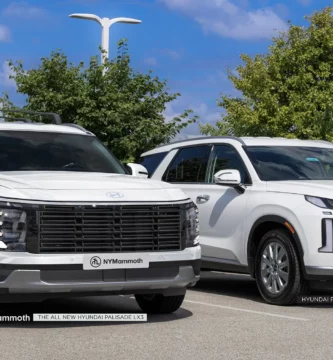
[245,146,333,181]
[0,131,126,174]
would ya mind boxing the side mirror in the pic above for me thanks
[214,169,242,187]
[126,163,149,179]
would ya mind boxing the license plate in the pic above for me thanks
[83,253,150,270]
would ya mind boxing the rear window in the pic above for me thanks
[139,152,168,177]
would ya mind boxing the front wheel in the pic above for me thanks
[255,229,307,305]
[135,293,185,314]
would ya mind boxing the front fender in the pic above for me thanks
[245,201,307,277]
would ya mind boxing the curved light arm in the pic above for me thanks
[69,13,103,25]
[108,17,142,27]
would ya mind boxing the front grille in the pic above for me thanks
[37,204,184,253]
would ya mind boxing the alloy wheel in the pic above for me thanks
[260,241,290,294]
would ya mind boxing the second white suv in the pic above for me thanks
[139,136,333,305]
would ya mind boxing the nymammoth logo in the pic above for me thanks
[90,256,102,268]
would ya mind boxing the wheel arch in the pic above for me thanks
[247,215,305,278]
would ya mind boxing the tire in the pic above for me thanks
[134,293,185,314]
[254,229,307,305]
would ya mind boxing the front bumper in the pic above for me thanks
[0,247,201,302]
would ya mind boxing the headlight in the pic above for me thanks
[0,208,27,251]
[183,203,200,247]
[305,196,333,209]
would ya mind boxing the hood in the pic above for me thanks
[0,172,188,202]
[266,180,333,199]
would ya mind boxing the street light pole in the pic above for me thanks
[69,13,142,63]
[101,18,110,61]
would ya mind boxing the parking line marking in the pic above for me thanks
[184,300,309,321]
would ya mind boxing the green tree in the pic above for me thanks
[201,7,333,141]
[1,39,197,162]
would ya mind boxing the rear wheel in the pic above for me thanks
[135,293,185,314]
[255,229,307,305]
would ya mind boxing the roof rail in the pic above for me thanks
[156,136,245,148]
[1,109,62,125]
[62,123,93,135]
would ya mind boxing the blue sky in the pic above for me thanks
[0,0,331,138]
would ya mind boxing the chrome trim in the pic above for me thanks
[0,198,191,206]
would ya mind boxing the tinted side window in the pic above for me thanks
[163,146,211,183]
[208,145,250,184]
[139,152,168,178]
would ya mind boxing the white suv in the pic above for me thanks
[139,136,333,305]
[0,110,200,314]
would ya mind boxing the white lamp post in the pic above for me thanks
[69,13,142,63]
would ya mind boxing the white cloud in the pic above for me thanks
[0,25,11,42]
[272,3,289,18]
[0,61,16,88]
[163,102,180,123]
[297,0,312,6]
[144,57,157,66]
[159,0,287,40]
[164,97,221,138]
[3,2,46,19]
[191,102,220,126]
[161,49,182,60]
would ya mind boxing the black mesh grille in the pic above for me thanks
[37,204,184,253]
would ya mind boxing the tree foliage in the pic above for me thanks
[1,39,197,162]
[201,7,333,141]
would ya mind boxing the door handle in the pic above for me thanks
[197,194,210,202]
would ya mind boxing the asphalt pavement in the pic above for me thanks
[1,271,333,360]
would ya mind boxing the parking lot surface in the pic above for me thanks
[1,271,333,360]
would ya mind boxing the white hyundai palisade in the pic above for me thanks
[139,136,333,305]
[0,110,200,314]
